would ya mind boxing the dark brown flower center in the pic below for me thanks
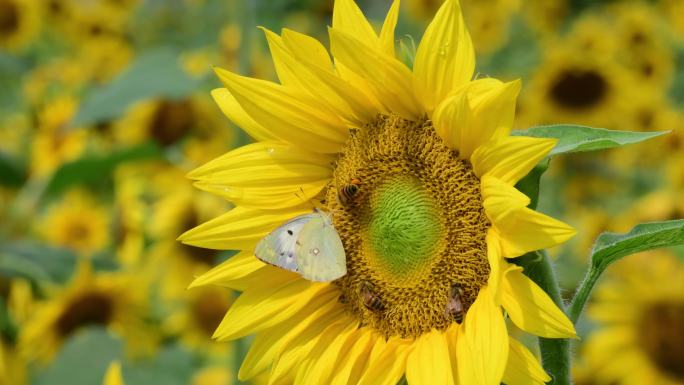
[55,292,114,337]
[0,1,19,35]
[181,207,219,266]
[549,69,608,110]
[640,302,684,380]
[150,100,195,146]
[191,291,231,336]
[328,114,490,338]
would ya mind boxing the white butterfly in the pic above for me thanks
[254,209,347,282]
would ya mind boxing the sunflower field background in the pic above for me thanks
[1,0,683,384]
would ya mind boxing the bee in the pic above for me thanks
[337,178,362,206]
[359,280,385,312]
[445,284,465,324]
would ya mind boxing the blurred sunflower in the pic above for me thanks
[165,285,234,355]
[582,252,684,385]
[181,1,576,384]
[0,0,40,50]
[517,44,632,129]
[190,366,234,385]
[31,96,88,176]
[19,262,156,363]
[103,361,124,385]
[37,189,110,257]
[115,95,233,167]
[0,278,32,385]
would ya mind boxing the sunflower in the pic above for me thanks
[19,262,156,363]
[517,42,633,130]
[31,96,88,176]
[0,278,32,385]
[115,95,233,167]
[37,189,110,257]
[181,1,577,384]
[0,0,40,50]
[103,361,124,385]
[581,252,684,385]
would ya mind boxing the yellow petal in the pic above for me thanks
[329,27,422,120]
[296,320,359,385]
[187,250,265,290]
[413,0,474,112]
[188,141,333,209]
[332,0,379,49]
[406,329,455,385]
[330,329,378,385]
[493,208,576,258]
[457,286,508,385]
[215,67,348,153]
[262,28,375,125]
[433,78,514,157]
[178,206,311,251]
[239,296,343,380]
[379,0,400,57]
[481,175,530,224]
[269,315,355,384]
[103,362,124,385]
[486,230,503,301]
[471,136,556,185]
[445,324,460,384]
[211,88,276,142]
[502,337,551,385]
[357,337,413,385]
[501,267,577,339]
[281,28,334,71]
[214,280,331,340]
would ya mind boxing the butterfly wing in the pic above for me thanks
[254,213,317,273]
[295,214,347,282]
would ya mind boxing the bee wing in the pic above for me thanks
[254,213,318,273]
[295,213,347,282]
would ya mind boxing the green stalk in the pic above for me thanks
[515,251,571,385]
[567,267,602,324]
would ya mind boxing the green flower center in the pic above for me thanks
[367,177,441,283]
[327,113,490,338]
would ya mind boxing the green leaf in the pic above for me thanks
[0,152,26,187]
[590,220,684,271]
[568,220,684,323]
[33,327,123,385]
[0,242,77,285]
[514,158,549,210]
[71,48,199,128]
[512,125,668,156]
[125,345,195,385]
[45,142,162,195]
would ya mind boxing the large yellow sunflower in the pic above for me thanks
[181,1,577,384]
[0,0,40,50]
[581,252,684,385]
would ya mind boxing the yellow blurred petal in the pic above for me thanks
[501,267,577,339]
[330,329,378,385]
[215,67,348,153]
[103,361,124,385]
[281,28,333,71]
[214,279,329,340]
[502,337,551,385]
[188,250,265,290]
[178,206,311,251]
[329,27,422,120]
[457,286,508,385]
[406,329,455,385]
[332,0,379,49]
[188,141,333,209]
[239,293,343,380]
[357,337,412,385]
[472,136,556,185]
[413,0,474,112]
[379,0,400,57]
[211,88,276,142]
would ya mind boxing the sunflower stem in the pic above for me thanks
[516,251,571,385]
[567,267,602,324]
